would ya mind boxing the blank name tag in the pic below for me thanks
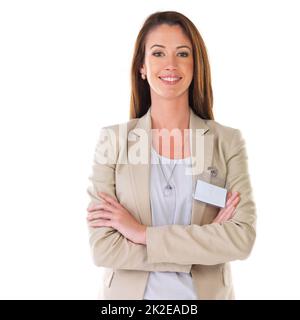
[193,180,227,208]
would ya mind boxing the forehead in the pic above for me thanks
[145,24,192,49]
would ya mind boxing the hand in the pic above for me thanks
[86,192,147,245]
[212,191,240,224]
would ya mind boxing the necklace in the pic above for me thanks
[157,155,177,197]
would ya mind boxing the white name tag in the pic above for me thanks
[193,180,227,208]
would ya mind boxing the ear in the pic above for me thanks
[139,64,146,75]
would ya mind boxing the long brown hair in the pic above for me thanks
[129,11,214,120]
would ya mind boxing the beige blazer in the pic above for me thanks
[87,107,256,300]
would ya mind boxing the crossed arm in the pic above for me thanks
[86,127,256,270]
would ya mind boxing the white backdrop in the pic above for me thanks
[0,0,299,299]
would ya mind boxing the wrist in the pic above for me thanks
[139,225,147,245]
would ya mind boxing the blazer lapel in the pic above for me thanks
[127,107,214,227]
[127,108,153,226]
[189,109,214,225]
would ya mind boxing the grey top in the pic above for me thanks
[143,145,198,300]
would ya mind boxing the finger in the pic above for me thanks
[220,207,235,223]
[226,191,238,205]
[217,200,233,219]
[231,195,240,208]
[213,206,226,223]
[218,194,240,222]
[98,192,120,208]
[224,197,239,217]
[212,193,240,224]
[87,211,112,221]
[216,205,235,223]
[88,218,112,228]
[87,203,114,213]
[226,192,239,207]
[223,192,232,208]
[87,199,110,212]
[226,191,232,202]
[214,201,236,223]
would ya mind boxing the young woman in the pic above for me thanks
[86,11,256,300]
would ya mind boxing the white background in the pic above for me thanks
[0,0,299,299]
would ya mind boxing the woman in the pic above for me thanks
[86,11,256,300]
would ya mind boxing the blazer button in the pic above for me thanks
[207,166,218,177]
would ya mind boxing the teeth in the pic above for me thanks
[160,77,181,81]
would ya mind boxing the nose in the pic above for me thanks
[164,55,178,70]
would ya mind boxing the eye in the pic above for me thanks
[152,51,190,57]
[178,51,189,57]
[152,51,163,57]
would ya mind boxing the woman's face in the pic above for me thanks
[140,24,194,101]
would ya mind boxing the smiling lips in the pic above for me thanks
[159,76,182,85]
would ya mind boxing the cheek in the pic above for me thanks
[146,60,162,76]
[183,60,194,75]
[184,65,194,84]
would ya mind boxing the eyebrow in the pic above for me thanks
[150,44,192,51]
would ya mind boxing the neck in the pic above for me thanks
[150,101,190,131]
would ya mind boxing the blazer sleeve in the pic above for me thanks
[146,128,257,265]
[87,127,192,273]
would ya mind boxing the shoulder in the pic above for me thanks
[101,118,139,135]
[205,119,241,140]
[97,118,140,144]
[203,119,245,157]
